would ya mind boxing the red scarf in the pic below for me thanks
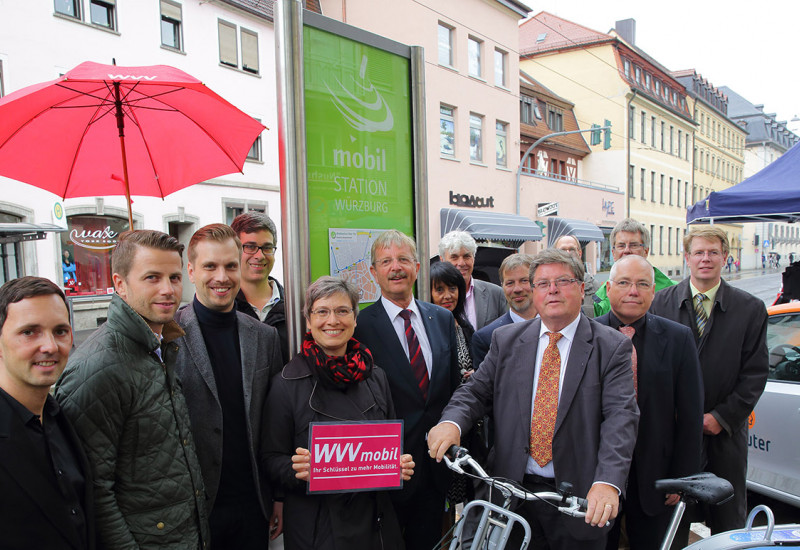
[301,332,373,388]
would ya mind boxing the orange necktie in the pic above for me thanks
[530,332,562,467]
[619,325,638,399]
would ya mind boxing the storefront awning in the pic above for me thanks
[0,223,67,244]
[440,208,543,243]
[546,217,605,245]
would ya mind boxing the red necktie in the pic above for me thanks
[399,309,429,400]
[619,326,638,399]
[530,332,562,467]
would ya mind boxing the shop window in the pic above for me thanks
[61,215,127,295]
[0,212,23,286]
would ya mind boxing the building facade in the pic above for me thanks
[719,86,800,269]
[0,0,300,328]
[673,69,747,266]
[520,14,694,276]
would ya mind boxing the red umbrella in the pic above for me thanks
[0,61,266,227]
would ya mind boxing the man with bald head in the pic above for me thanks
[594,219,676,316]
[595,255,703,549]
[554,235,598,317]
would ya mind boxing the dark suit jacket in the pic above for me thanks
[471,311,514,369]
[174,303,282,516]
[473,279,507,330]
[440,315,639,540]
[0,394,95,550]
[594,313,704,516]
[354,298,461,500]
[650,278,768,434]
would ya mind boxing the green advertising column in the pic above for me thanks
[304,16,416,304]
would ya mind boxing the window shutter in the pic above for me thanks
[218,20,238,67]
[241,29,259,73]
[161,0,181,21]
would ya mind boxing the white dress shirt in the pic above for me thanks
[380,296,433,377]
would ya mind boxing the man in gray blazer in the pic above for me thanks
[174,224,283,550]
[429,249,639,550]
[439,230,507,329]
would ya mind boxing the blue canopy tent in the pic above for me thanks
[687,141,800,224]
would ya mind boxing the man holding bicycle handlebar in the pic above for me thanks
[429,249,639,550]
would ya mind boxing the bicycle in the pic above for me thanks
[440,445,597,549]
[441,446,800,550]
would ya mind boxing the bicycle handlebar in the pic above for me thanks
[444,445,591,520]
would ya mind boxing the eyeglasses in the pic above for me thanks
[689,250,721,258]
[310,307,354,319]
[611,280,653,290]
[373,256,416,269]
[532,278,580,291]
[613,243,645,252]
[242,243,278,256]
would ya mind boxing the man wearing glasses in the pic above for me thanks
[593,219,676,316]
[354,230,460,550]
[595,255,703,549]
[231,212,289,365]
[429,249,639,550]
[651,227,768,534]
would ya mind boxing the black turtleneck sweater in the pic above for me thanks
[193,298,256,505]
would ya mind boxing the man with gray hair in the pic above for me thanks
[594,218,676,316]
[472,253,537,368]
[595,255,703,549]
[429,248,638,550]
[554,234,598,318]
[355,229,460,550]
[439,230,506,329]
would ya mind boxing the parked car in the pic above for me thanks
[746,302,800,507]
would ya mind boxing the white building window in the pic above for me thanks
[469,113,483,162]
[494,48,507,87]
[160,0,182,51]
[247,118,263,162]
[54,0,116,30]
[218,20,259,75]
[437,23,454,66]
[468,37,482,78]
[495,121,507,167]
[223,200,268,225]
[440,105,455,157]
[54,0,80,19]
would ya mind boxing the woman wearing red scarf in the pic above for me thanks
[263,277,414,550]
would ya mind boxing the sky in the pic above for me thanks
[520,1,800,131]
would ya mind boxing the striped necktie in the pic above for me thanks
[694,293,708,338]
[399,309,429,400]
[530,332,562,467]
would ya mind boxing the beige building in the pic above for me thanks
[520,14,694,276]
[319,0,530,254]
[673,70,746,265]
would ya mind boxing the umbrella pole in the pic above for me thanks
[113,81,135,230]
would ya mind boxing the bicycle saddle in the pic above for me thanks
[654,472,734,505]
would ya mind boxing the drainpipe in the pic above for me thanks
[626,89,637,218]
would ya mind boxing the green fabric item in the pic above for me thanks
[593,266,676,316]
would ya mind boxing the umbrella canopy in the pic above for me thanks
[686,140,800,224]
[0,61,265,226]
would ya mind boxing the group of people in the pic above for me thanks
[0,214,767,550]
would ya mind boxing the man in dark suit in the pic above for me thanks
[174,224,283,549]
[231,212,289,365]
[354,229,460,550]
[439,230,507,329]
[0,276,94,550]
[651,226,768,534]
[595,255,703,549]
[429,249,639,550]
[472,253,536,368]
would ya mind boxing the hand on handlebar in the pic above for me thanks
[427,422,461,462]
[585,483,619,527]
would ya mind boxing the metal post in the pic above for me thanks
[275,0,310,358]
[516,127,610,215]
[410,46,430,300]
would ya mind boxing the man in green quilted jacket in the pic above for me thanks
[56,230,209,549]
[594,219,676,316]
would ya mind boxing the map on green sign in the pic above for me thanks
[304,25,414,293]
